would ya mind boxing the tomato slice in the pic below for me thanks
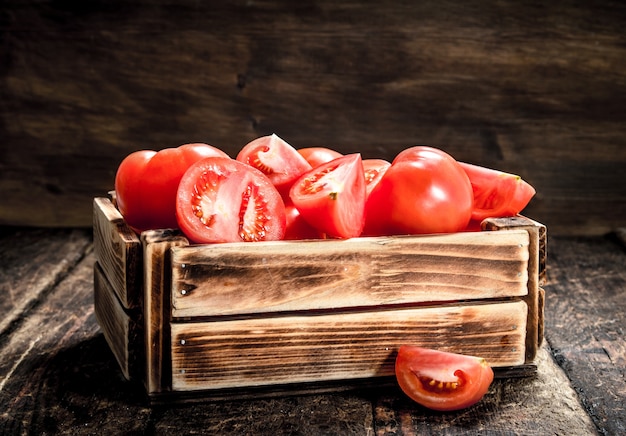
[362,159,391,198]
[459,162,536,221]
[236,134,312,195]
[395,346,494,411]
[297,147,344,168]
[289,153,366,239]
[364,147,473,236]
[115,143,230,232]
[176,157,286,244]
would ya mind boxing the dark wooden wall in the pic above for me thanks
[2,0,625,235]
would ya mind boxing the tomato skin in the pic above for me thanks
[297,147,344,168]
[176,157,286,244]
[115,143,230,232]
[395,346,494,412]
[237,134,312,196]
[364,147,473,236]
[289,153,366,239]
[459,162,536,221]
[283,200,325,240]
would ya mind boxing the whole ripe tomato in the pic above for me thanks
[236,134,312,196]
[176,157,286,244]
[395,345,494,411]
[363,146,473,236]
[115,143,229,232]
[289,153,366,239]
[459,162,536,221]
[297,147,343,168]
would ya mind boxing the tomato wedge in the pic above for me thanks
[459,162,536,221]
[297,147,343,168]
[176,157,286,244]
[289,154,366,239]
[362,159,391,197]
[395,346,494,412]
[236,134,312,196]
[283,200,324,240]
[115,143,230,232]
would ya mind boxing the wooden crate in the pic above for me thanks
[93,196,546,402]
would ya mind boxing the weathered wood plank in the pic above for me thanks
[171,230,530,318]
[544,236,626,436]
[1,1,626,236]
[170,301,528,392]
[93,262,143,381]
[0,227,92,336]
[92,197,142,309]
[142,229,189,394]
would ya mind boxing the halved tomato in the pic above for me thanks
[236,134,312,196]
[176,157,286,244]
[289,154,366,239]
[115,143,230,232]
[459,162,536,221]
[297,147,343,168]
[395,346,494,412]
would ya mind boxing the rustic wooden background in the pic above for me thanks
[1,0,625,235]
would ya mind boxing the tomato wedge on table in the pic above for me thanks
[395,346,494,412]
[459,162,536,221]
[362,159,391,197]
[176,157,286,244]
[236,134,312,196]
[289,153,366,239]
[115,143,230,232]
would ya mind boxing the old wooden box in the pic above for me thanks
[92,196,546,402]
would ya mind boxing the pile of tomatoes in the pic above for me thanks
[115,133,535,244]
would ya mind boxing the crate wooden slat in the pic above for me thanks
[170,230,530,318]
[170,301,528,392]
[92,196,547,400]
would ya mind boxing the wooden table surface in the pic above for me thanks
[1,227,624,435]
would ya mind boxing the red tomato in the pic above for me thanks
[283,201,324,240]
[297,147,343,168]
[176,157,286,244]
[395,346,494,411]
[289,154,366,239]
[363,146,473,236]
[459,162,536,221]
[362,159,391,197]
[115,143,230,232]
[236,134,312,195]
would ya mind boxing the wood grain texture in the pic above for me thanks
[171,230,530,318]
[1,1,626,235]
[92,197,141,308]
[170,301,528,391]
[3,229,622,435]
[93,262,142,381]
[141,229,189,394]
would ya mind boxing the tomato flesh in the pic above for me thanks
[237,134,312,196]
[362,159,391,197]
[115,143,230,232]
[364,146,473,236]
[459,162,536,221]
[395,346,494,411]
[289,153,366,239]
[176,157,286,244]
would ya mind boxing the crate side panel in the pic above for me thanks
[170,300,527,391]
[93,262,142,381]
[93,197,141,309]
[171,231,530,318]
